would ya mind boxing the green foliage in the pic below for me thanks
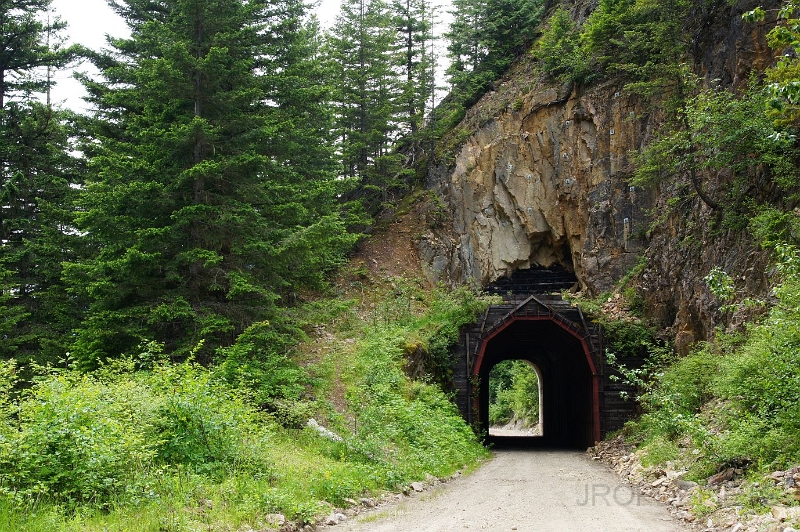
[0,370,158,507]
[639,435,681,467]
[215,319,309,413]
[0,360,277,509]
[604,320,657,359]
[1,105,85,367]
[579,0,690,91]
[534,7,589,83]
[745,0,800,127]
[633,78,800,213]
[347,326,487,480]
[488,360,539,427]
[636,345,719,439]
[627,245,800,478]
[420,286,491,387]
[0,0,80,106]
[445,0,545,111]
[0,277,491,528]
[62,0,357,369]
[326,0,418,212]
[704,267,735,303]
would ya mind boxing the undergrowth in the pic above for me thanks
[618,243,800,482]
[0,279,491,531]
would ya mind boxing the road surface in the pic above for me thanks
[332,449,687,532]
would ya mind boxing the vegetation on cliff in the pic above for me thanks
[603,0,800,480]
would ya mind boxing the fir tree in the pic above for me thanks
[327,0,404,209]
[0,0,83,364]
[67,0,355,367]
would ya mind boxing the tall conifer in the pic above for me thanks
[0,0,83,363]
[67,0,355,367]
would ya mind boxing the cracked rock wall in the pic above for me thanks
[417,0,780,346]
[421,83,651,294]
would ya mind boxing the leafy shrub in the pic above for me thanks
[0,360,276,509]
[628,244,800,477]
[422,287,491,388]
[622,345,718,458]
[346,315,488,482]
[711,249,800,467]
[0,372,156,507]
[215,319,309,414]
[145,362,271,473]
[604,320,658,359]
[639,435,681,467]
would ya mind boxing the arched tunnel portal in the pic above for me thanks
[451,269,636,447]
[473,317,599,448]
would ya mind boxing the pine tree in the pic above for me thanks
[445,0,543,109]
[0,0,75,108]
[392,0,436,148]
[0,103,84,363]
[67,0,355,367]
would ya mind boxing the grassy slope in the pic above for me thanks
[0,194,491,531]
[591,248,800,524]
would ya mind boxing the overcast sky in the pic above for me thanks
[48,0,343,111]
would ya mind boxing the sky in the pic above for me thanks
[48,0,343,111]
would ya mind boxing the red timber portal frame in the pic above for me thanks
[471,313,601,448]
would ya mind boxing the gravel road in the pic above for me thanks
[331,449,688,532]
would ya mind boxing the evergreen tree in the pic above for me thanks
[445,0,485,93]
[0,0,83,364]
[0,0,75,108]
[392,0,435,147]
[327,0,403,209]
[445,0,543,105]
[67,0,355,368]
[0,103,84,363]
[580,0,691,92]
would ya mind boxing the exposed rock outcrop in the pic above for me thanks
[419,0,781,345]
[422,82,650,294]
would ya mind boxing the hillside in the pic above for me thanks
[3,0,800,530]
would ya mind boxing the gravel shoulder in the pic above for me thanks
[329,449,688,532]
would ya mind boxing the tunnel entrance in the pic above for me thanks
[450,268,638,447]
[477,318,596,448]
[451,289,611,449]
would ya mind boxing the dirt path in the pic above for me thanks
[331,449,688,532]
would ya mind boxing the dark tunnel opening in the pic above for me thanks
[476,319,597,449]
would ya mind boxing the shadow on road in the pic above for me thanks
[487,435,587,450]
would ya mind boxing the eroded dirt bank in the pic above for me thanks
[329,449,687,532]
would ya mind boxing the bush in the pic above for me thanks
[215,319,310,415]
[627,244,800,477]
[0,360,276,509]
[0,372,157,507]
[145,362,272,473]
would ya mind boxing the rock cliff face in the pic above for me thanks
[419,0,780,346]
[421,82,650,294]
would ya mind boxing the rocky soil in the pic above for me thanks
[591,437,800,532]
